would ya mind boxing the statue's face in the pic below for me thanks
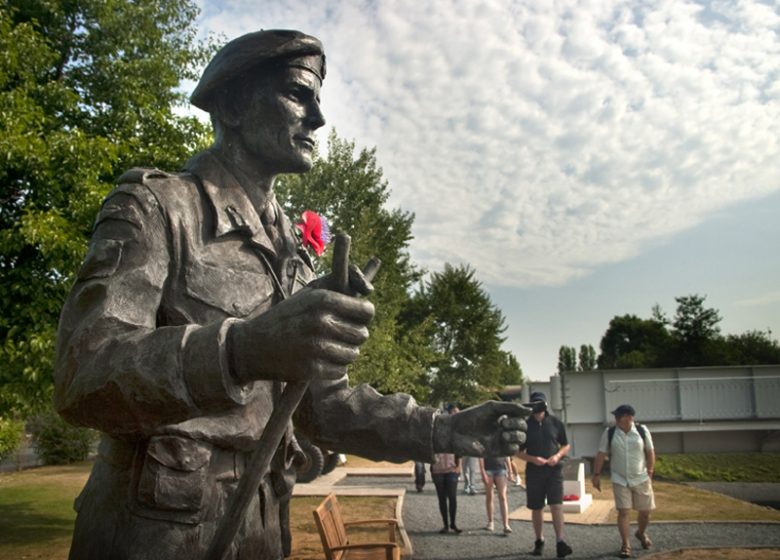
[238,66,325,174]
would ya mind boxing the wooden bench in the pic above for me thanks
[312,493,401,560]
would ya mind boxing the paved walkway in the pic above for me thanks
[296,468,780,559]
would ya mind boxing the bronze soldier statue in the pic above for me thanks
[55,29,528,559]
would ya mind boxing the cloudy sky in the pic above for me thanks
[194,0,780,380]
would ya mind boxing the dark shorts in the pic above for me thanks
[525,465,564,510]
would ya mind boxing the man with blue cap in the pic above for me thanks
[55,29,529,559]
[592,404,656,558]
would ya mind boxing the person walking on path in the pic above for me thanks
[414,461,427,492]
[510,457,524,487]
[462,456,479,495]
[592,404,656,559]
[517,392,573,558]
[479,455,513,534]
[431,405,463,534]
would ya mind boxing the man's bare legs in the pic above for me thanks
[617,508,631,548]
[637,510,650,535]
[531,506,566,541]
[549,504,566,541]
[531,505,569,556]
[636,510,652,548]
[531,507,544,540]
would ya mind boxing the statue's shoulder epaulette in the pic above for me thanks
[116,167,176,185]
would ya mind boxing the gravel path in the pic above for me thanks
[341,476,780,559]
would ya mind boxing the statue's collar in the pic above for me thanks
[184,150,278,255]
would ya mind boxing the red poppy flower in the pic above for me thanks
[296,210,331,256]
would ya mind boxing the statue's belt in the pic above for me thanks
[99,434,251,481]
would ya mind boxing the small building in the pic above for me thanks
[509,365,780,458]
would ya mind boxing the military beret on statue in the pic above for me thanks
[190,29,326,113]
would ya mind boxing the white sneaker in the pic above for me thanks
[504,525,513,534]
[485,521,494,532]
[515,475,522,486]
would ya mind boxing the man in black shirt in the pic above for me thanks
[517,392,572,558]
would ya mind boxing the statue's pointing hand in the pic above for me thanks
[433,401,530,457]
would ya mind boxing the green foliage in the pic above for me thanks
[578,344,597,371]
[722,330,780,365]
[400,264,523,406]
[597,294,780,369]
[597,314,670,369]
[27,411,96,465]
[276,131,431,400]
[556,343,596,372]
[0,416,24,461]
[557,346,577,373]
[0,0,215,415]
[655,452,780,483]
[667,294,723,366]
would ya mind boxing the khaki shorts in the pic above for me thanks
[613,479,656,511]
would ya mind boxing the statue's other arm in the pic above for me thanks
[54,182,246,435]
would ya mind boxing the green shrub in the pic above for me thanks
[27,412,97,465]
[684,468,705,480]
[0,417,25,462]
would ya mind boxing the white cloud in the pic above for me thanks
[734,291,780,308]
[196,0,780,288]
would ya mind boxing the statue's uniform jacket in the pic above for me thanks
[54,149,436,559]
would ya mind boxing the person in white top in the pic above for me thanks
[591,405,656,559]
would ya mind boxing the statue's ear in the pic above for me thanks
[212,90,242,128]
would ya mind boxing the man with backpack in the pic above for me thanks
[591,404,656,559]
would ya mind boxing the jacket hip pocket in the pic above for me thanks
[131,435,212,525]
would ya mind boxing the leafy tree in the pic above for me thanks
[28,410,96,465]
[557,346,577,373]
[667,295,722,366]
[401,264,523,406]
[480,350,524,399]
[276,131,431,400]
[0,416,25,462]
[722,330,780,365]
[578,344,597,371]
[597,314,671,369]
[0,0,215,415]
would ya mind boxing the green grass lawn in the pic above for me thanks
[0,462,88,559]
[655,452,780,482]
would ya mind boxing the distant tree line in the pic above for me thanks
[558,294,780,372]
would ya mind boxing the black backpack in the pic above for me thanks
[607,423,648,456]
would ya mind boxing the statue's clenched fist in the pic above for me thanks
[228,288,375,383]
[228,234,379,384]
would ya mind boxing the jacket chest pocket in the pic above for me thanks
[184,258,274,317]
